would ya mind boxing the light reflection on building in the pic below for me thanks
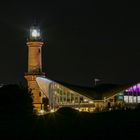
[36,77,97,112]
[36,77,140,113]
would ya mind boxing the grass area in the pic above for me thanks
[1,108,140,139]
[0,84,140,139]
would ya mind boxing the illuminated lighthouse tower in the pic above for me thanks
[25,26,45,112]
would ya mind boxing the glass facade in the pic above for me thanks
[49,82,96,110]
[36,77,140,113]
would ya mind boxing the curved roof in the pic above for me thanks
[57,82,138,100]
[36,77,139,100]
[36,77,52,97]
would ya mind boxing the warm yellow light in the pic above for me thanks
[38,109,46,115]
[50,109,55,113]
[40,110,45,113]
[84,99,88,102]
[89,101,94,104]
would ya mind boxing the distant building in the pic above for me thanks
[25,26,140,113]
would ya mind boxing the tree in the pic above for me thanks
[0,84,34,116]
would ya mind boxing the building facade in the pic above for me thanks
[36,77,140,112]
[25,27,140,113]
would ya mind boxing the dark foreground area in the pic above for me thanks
[0,84,140,140]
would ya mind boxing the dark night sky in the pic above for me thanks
[0,1,140,86]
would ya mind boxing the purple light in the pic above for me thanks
[125,83,140,93]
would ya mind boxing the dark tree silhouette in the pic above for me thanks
[0,84,33,116]
[0,84,34,138]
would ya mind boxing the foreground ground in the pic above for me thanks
[0,84,140,139]
[1,108,140,139]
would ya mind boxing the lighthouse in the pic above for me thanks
[25,26,46,112]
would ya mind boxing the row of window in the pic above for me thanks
[124,96,140,103]
[51,84,93,105]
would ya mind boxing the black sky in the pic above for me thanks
[0,1,140,86]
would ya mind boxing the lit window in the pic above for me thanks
[124,96,128,103]
[138,96,140,103]
[129,96,133,103]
